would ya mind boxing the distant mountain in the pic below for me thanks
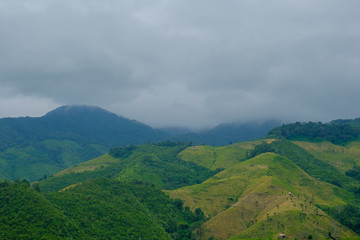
[170,120,281,146]
[0,105,165,181]
[0,106,282,182]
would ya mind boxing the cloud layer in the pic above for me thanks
[1,0,360,128]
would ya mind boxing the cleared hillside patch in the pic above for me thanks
[168,153,356,239]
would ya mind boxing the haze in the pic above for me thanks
[1,0,360,129]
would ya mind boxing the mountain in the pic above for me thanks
[169,120,281,146]
[0,105,165,181]
[0,106,282,182]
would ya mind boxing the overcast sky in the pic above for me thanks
[0,0,360,129]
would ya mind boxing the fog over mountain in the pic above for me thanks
[0,0,360,128]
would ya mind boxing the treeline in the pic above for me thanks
[0,178,207,240]
[321,200,360,235]
[267,121,359,145]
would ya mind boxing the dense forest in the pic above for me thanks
[0,178,206,240]
[268,121,359,145]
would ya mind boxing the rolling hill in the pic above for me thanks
[168,152,357,239]
[33,137,360,239]
[37,142,218,192]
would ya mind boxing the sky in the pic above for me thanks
[0,0,360,129]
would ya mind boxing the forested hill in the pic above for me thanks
[0,178,206,239]
[267,121,359,145]
[0,105,164,149]
[0,105,165,181]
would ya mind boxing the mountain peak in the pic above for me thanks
[44,105,114,117]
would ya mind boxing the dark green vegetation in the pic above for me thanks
[0,178,206,240]
[0,105,165,182]
[346,166,360,181]
[268,121,359,145]
[321,200,360,236]
[331,118,360,131]
[38,142,218,192]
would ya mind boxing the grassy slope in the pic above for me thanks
[178,140,275,171]
[38,143,216,192]
[168,153,357,239]
[54,153,118,176]
[293,140,360,173]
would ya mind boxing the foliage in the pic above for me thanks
[247,142,275,158]
[109,144,137,158]
[268,122,359,145]
[319,200,360,235]
[0,180,82,239]
[38,143,217,192]
[0,178,206,239]
[346,166,360,181]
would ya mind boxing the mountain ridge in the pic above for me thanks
[0,105,281,182]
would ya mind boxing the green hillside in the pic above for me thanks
[0,105,165,182]
[4,114,360,240]
[168,153,357,239]
[37,142,217,192]
[0,178,205,240]
[178,140,274,171]
[246,140,360,194]
[36,139,360,239]
[293,140,360,173]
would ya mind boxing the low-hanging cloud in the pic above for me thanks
[1,0,360,128]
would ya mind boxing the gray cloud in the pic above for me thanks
[1,0,360,128]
